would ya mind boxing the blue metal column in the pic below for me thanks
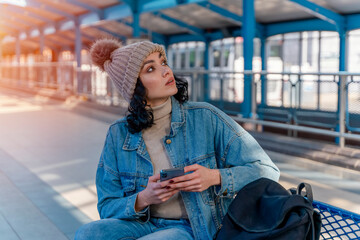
[133,12,140,37]
[260,37,267,106]
[75,18,82,94]
[203,40,210,102]
[131,0,141,38]
[243,0,255,117]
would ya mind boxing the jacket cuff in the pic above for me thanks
[126,193,150,221]
[215,168,234,198]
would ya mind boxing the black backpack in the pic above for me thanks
[215,178,322,240]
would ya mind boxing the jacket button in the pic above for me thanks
[166,139,172,144]
[223,189,228,196]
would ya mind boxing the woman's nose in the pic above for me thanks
[162,66,170,77]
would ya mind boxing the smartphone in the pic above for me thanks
[160,168,184,182]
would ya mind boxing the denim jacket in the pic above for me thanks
[96,97,280,240]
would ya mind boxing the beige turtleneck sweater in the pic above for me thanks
[142,97,188,219]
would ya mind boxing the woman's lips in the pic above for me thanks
[166,78,175,86]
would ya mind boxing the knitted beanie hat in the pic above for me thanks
[90,39,167,102]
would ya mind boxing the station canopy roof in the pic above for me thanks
[0,0,360,55]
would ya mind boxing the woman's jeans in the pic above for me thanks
[74,218,194,240]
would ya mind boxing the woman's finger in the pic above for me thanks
[177,185,201,192]
[184,164,201,173]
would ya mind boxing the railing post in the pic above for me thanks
[338,74,346,147]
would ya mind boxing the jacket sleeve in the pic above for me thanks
[96,129,149,221]
[211,109,280,198]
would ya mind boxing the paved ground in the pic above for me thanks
[0,87,359,239]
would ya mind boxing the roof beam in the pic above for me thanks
[197,1,242,25]
[153,11,204,36]
[196,1,264,36]
[289,0,345,30]
[265,18,336,37]
[26,0,75,20]
[81,32,95,41]
[116,19,166,43]
[0,11,34,29]
[347,13,360,31]
[4,5,56,25]
[65,0,104,19]
[92,26,126,41]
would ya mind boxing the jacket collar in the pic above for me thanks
[122,96,185,151]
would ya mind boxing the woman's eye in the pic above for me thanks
[147,67,153,72]
[162,61,167,66]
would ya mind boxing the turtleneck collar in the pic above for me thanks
[150,97,172,121]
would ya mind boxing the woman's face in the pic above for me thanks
[139,52,178,107]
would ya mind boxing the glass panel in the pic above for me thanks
[348,29,360,73]
[320,31,339,72]
[301,31,319,73]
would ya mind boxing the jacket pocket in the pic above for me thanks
[119,175,136,196]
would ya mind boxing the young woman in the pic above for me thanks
[75,39,280,240]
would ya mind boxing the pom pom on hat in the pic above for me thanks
[90,38,122,71]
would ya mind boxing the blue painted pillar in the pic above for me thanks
[339,30,346,72]
[243,0,255,117]
[133,12,140,38]
[203,40,210,101]
[131,0,141,38]
[260,37,267,106]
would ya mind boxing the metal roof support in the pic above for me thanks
[56,34,75,43]
[153,11,204,36]
[289,0,345,31]
[16,36,21,63]
[197,1,242,25]
[39,28,44,56]
[92,26,126,42]
[65,0,104,19]
[116,19,166,44]
[81,33,95,42]
[242,0,255,118]
[265,19,336,37]
[346,14,360,31]
[103,3,132,22]
[5,5,56,25]
[25,0,75,21]
[133,11,141,38]
[168,34,206,44]
[122,0,142,38]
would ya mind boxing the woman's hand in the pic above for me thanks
[135,173,179,212]
[168,164,221,192]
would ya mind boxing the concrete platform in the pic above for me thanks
[0,86,359,239]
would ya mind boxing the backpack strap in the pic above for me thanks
[297,182,313,203]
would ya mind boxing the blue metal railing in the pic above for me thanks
[1,63,360,146]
